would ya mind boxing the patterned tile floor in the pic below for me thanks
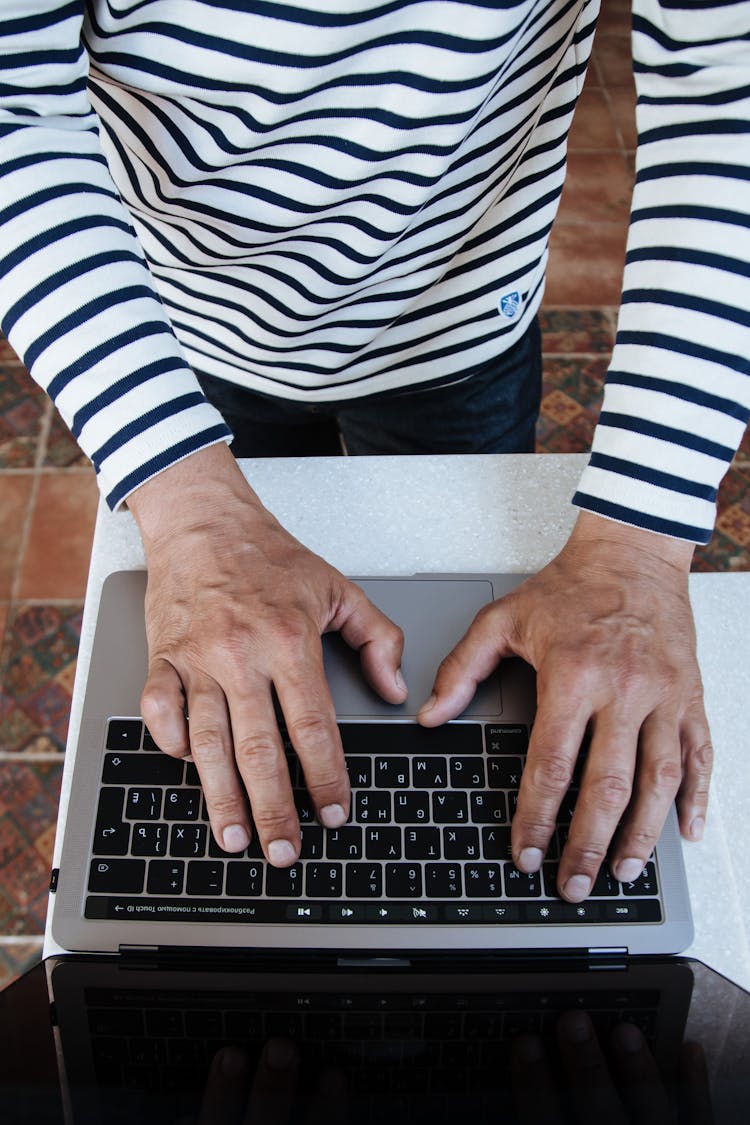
[1,0,749,987]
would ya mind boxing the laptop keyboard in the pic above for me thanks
[85,718,662,925]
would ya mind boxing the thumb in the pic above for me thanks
[335,582,408,705]
[418,598,518,725]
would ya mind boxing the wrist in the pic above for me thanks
[128,443,262,545]
[569,510,695,573]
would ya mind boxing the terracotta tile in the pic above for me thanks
[568,87,620,151]
[0,474,33,597]
[0,603,82,753]
[545,223,628,304]
[0,761,61,935]
[596,0,632,37]
[17,471,98,599]
[0,602,8,651]
[607,84,638,150]
[593,34,635,89]
[558,152,634,224]
[0,334,22,365]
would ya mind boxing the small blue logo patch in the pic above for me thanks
[498,290,522,320]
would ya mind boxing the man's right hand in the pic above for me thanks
[127,443,407,866]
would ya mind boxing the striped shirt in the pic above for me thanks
[0,1,748,538]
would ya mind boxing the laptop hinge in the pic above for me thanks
[337,957,412,969]
[587,946,628,969]
[119,945,160,956]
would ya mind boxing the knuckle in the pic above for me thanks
[233,731,282,778]
[205,791,245,821]
[564,841,607,870]
[688,738,714,776]
[287,710,334,750]
[527,754,573,795]
[252,802,297,836]
[586,770,632,813]
[189,727,230,765]
[643,755,682,794]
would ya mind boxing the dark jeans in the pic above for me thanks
[197,318,542,457]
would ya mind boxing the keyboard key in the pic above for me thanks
[425,864,462,897]
[411,756,449,788]
[385,864,422,897]
[103,753,183,785]
[293,790,316,825]
[326,827,363,860]
[345,757,371,788]
[170,823,207,857]
[365,826,401,859]
[482,826,512,861]
[92,787,130,856]
[505,867,541,897]
[603,900,662,923]
[443,827,480,860]
[306,863,343,897]
[487,756,523,789]
[225,862,264,897]
[131,822,169,857]
[393,791,430,824]
[432,792,468,823]
[146,860,184,894]
[450,758,486,788]
[125,787,162,821]
[465,864,503,898]
[106,719,143,751]
[374,757,410,788]
[186,861,224,895]
[299,825,325,859]
[404,827,441,859]
[267,864,304,897]
[142,728,160,751]
[346,863,383,898]
[622,862,659,897]
[88,858,145,894]
[485,725,528,754]
[356,792,391,822]
[470,792,508,824]
[163,788,201,821]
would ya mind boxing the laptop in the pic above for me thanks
[48,569,692,957]
[4,571,747,1123]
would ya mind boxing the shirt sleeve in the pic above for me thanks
[573,0,750,543]
[0,1,231,510]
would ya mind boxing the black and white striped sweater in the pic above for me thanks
[1,0,748,538]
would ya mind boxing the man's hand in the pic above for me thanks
[128,443,406,865]
[418,510,712,902]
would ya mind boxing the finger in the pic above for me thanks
[556,710,638,902]
[228,678,301,866]
[556,1010,629,1125]
[609,1021,673,1125]
[511,672,590,877]
[244,1039,299,1125]
[197,1046,249,1125]
[417,601,515,725]
[609,713,683,885]
[676,700,714,844]
[335,582,408,704]
[140,657,189,756]
[187,678,253,854]
[273,624,350,831]
[510,1033,566,1125]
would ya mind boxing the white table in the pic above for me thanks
[46,454,750,990]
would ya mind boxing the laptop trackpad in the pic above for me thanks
[322,577,501,718]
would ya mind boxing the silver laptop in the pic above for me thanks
[49,570,692,957]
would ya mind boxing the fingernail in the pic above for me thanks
[319,803,347,829]
[220,1045,247,1078]
[418,693,436,717]
[264,1038,298,1071]
[614,857,643,884]
[222,824,250,852]
[563,875,591,902]
[560,1010,592,1043]
[395,668,407,694]
[690,816,705,842]
[518,847,544,873]
[267,839,297,866]
[613,1020,644,1054]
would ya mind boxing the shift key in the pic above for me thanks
[89,858,146,894]
[102,753,184,784]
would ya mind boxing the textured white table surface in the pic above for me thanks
[46,454,750,989]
